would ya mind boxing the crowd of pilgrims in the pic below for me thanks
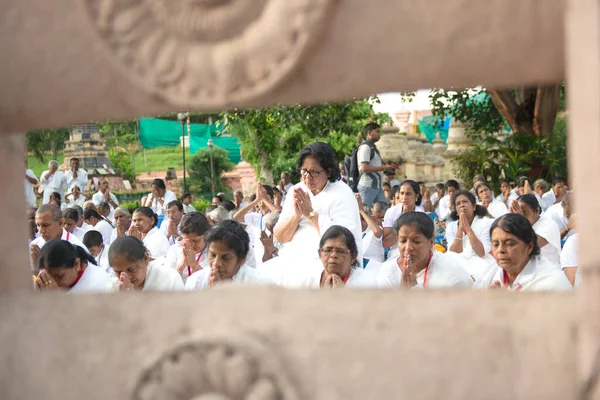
[27,142,578,293]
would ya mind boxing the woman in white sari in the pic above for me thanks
[477,214,572,291]
[185,220,272,290]
[34,240,111,293]
[128,207,170,261]
[476,182,508,219]
[109,236,184,291]
[510,194,561,266]
[265,142,362,283]
[445,190,495,282]
[379,212,472,289]
[285,225,377,289]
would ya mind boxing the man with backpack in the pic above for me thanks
[351,123,399,206]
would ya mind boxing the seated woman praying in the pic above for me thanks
[129,207,170,261]
[185,220,272,290]
[511,194,562,266]
[164,212,211,283]
[109,236,184,291]
[35,240,111,293]
[476,214,572,291]
[444,190,495,282]
[266,142,362,281]
[284,225,378,289]
[378,212,472,289]
[84,208,113,246]
[475,182,508,219]
[382,180,425,258]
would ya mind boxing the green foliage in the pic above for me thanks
[452,116,568,189]
[191,198,212,213]
[26,128,71,162]
[223,98,387,182]
[429,88,506,135]
[119,201,142,215]
[108,148,137,182]
[187,146,235,194]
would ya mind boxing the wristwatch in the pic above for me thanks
[308,211,318,221]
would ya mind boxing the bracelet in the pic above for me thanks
[454,237,463,241]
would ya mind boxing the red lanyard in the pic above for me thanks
[343,272,350,284]
[66,231,70,241]
[187,251,204,276]
[69,266,85,288]
[422,251,434,288]
[502,270,523,291]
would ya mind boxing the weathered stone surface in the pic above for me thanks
[0,0,564,132]
[0,288,576,399]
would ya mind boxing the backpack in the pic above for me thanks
[346,141,377,193]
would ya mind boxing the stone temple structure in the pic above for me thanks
[62,123,113,172]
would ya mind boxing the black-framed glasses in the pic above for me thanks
[319,247,352,256]
[300,168,324,178]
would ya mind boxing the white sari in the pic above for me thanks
[185,264,272,291]
[533,216,561,267]
[445,216,495,282]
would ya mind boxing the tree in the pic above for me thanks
[97,120,141,181]
[223,98,388,183]
[26,128,70,162]
[187,146,235,194]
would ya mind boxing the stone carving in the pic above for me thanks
[83,0,335,108]
[133,335,301,400]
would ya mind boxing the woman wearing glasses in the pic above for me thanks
[268,142,362,283]
[379,212,473,289]
[285,226,377,288]
[109,236,184,291]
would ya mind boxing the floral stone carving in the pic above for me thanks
[83,0,335,108]
[133,336,301,400]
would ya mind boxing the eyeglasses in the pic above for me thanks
[300,169,324,179]
[319,247,352,256]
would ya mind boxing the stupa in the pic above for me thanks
[62,123,113,171]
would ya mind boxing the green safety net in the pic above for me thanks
[138,117,241,163]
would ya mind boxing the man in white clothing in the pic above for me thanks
[92,179,119,217]
[233,190,249,211]
[25,165,39,208]
[541,176,566,211]
[110,207,132,244]
[278,172,294,197]
[437,180,459,221]
[30,204,88,272]
[160,200,184,245]
[40,160,67,204]
[64,158,88,193]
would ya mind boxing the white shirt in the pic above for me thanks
[25,169,37,207]
[159,219,182,245]
[541,189,557,211]
[274,180,363,263]
[62,194,87,210]
[383,204,426,229]
[476,255,573,291]
[31,228,89,253]
[92,191,120,216]
[40,169,66,204]
[142,260,184,291]
[508,190,543,209]
[94,245,114,277]
[64,168,88,192]
[68,264,112,293]
[164,244,209,283]
[378,251,473,289]
[545,203,569,230]
[431,192,443,216]
[70,226,88,242]
[142,227,170,260]
[362,226,384,263]
[91,219,114,246]
[487,199,508,219]
[149,189,178,216]
[437,195,451,221]
[284,265,378,289]
[183,204,196,214]
[283,183,294,195]
[185,264,272,290]
[445,216,495,281]
[533,216,561,266]
[109,226,130,245]
[561,234,580,289]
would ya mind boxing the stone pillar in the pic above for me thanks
[393,110,411,133]
[0,134,32,293]
[566,1,600,398]
[446,119,472,152]
[378,126,409,180]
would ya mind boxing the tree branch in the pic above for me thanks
[489,89,534,135]
[533,84,561,136]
